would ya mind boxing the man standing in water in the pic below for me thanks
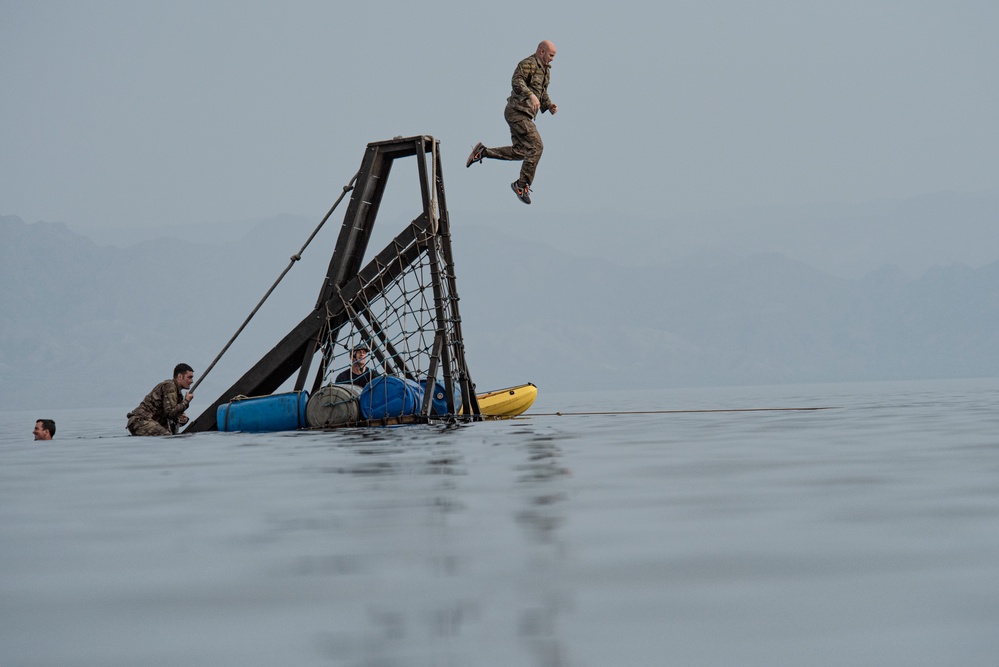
[126,363,195,436]
[466,40,559,205]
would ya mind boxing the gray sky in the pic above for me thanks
[2,1,998,232]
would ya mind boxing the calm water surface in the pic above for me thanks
[2,379,999,666]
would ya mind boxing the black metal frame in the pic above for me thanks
[185,135,480,432]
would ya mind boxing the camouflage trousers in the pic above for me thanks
[126,415,173,436]
[483,106,544,186]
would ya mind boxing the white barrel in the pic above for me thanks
[306,384,362,427]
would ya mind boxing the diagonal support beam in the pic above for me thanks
[185,214,432,432]
[184,134,480,433]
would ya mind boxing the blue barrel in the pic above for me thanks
[359,376,424,420]
[419,379,462,416]
[217,391,309,433]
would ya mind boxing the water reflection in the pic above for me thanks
[515,432,574,666]
[515,434,572,535]
[5,381,999,666]
[327,428,477,663]
[308,425,577,666]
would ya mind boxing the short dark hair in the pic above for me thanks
[36,419,56,436]
[174,363,194,378]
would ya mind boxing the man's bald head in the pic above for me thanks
[536,40,556,66]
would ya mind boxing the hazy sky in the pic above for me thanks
[2,1,997,232]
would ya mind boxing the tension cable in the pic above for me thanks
[190,174,359,393]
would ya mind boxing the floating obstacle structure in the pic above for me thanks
[185,135,499,433]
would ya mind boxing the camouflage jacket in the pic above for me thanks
[507,54,553,119]
[128,379,188,427]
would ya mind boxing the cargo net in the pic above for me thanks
[310,233,467,427]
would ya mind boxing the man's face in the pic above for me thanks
[537,43,556,66]
[176,370,195,390]
[32,421,49,441]
[352,349,368,366]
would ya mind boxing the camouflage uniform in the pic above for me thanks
[126,379,190,436]
[482,53,555,186]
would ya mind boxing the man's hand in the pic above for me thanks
[185,392,194,403]
[549,102,558,115]
[530,94,540,113]
[177,413,189,426]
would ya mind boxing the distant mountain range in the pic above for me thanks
[3,190,998,411]
[454,189,999,279]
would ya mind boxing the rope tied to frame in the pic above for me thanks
[531,407,837,417]
[189,172,359,394]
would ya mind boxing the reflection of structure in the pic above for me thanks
[515,435,573,663]
[185,136,481,432]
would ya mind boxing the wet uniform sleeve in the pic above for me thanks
[163,385,189,420]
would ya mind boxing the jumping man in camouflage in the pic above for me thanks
[467,40,559,205]
[126,363,195,436]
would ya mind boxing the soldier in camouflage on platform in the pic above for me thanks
[467,40,559,205]
[126,363,195,436]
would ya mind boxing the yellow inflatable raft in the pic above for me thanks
[464,382,537,418]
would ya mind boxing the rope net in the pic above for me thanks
[316,226,467,422]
